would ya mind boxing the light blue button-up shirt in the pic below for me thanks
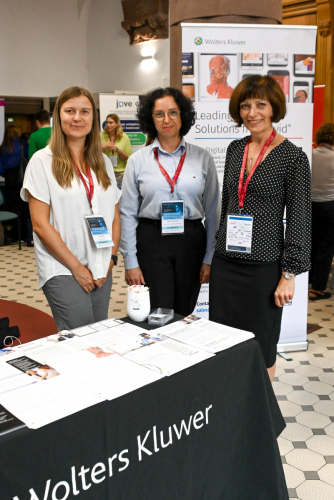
[119,137,221,269]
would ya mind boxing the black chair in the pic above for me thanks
[0,191,21,250]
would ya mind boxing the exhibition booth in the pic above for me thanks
[0,21,319,500]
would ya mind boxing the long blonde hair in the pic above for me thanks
[50,86,111,190]
[104,113,123,141]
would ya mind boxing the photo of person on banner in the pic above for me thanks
[206,55,234,99]
[209,75,311,382]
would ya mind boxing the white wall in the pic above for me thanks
[0,0,89,96]
[0,0,170,98]
[86,0,170,94]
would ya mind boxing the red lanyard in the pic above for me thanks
[154,146,187,197]
[319,143,334,151]
[238,129,276,209]
[72,162,94,213]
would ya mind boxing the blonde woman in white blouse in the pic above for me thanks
[21,87,121,330]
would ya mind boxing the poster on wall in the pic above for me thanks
[183,23,317,349]
[99,94,146,155]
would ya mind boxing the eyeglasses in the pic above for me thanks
[152,110,181,120]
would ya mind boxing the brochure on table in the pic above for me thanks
[0,317,253,430]
[183,23,317,351]
[155,317,254,353]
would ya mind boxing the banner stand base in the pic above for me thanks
[277,340,308,353]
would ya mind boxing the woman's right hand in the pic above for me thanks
[125,267,145,286]
[72,263,95,293]
[102,141,113,151]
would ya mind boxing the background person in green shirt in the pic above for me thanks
[100,113,132,188]
[29,110,52,159]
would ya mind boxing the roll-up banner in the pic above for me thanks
[99,94,146,154]
[183,23,317,351]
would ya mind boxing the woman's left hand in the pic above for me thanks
[274,275,295,307]
[93,261,115,289]
[200,264,211,284]
[110,144,117,153]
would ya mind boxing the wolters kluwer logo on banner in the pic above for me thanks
[194,37,203,45]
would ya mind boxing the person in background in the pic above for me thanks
[209,76,311,382]
[119,87,220,316]
[20,132,30,143]
[21,86,121,330]
[0,125,28,242]
[100,113,132,189]
[309,123,334,300]
[29,110,52,159]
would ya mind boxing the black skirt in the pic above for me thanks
[209,252,283,368]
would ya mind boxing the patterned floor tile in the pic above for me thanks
[281,423,313,441]
[286,449,325,471]
[318,464,334,487]
[287,391,319,406]
[297,479,334,499]
[296,411,331,429]
[283,464,305,488]
[304,382,334,396]
[307,435,334,455]
[313,401,334,417]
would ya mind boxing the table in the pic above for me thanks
[0,338,288,499]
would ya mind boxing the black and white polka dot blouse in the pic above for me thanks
[215,136,312,275]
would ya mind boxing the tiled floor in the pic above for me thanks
[1,244,334,499]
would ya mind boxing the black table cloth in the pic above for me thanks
[0,338,288,500]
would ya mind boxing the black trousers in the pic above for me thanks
[309,200,334,290]
[136,218,207,316]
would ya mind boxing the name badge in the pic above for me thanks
[161,201,184,235]
[84,214,114,248]
[226,214,253,254]
[110,156,117,167]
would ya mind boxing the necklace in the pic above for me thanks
[248,132,275,168]
[248,145,262,168]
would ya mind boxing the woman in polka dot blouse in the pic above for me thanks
[209,75,311,382]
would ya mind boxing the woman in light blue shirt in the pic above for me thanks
[119,87,220,316]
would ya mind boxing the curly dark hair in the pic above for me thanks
[137,87,196,140]
[315,123,334,146]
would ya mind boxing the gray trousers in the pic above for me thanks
[43,273,113,331]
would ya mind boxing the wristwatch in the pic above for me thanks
[111,254,118,266]
[282,272,294,280]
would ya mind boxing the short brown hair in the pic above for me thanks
[315,123,334,146]
[229,75,286,127]
[35,109,50,125]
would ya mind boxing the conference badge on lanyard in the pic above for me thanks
[154,146,186,236]
[226,129,276,254]
[73,161,113,248]
[84,214,114,248]
[226,214,253,253]
[161,200,184,235]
